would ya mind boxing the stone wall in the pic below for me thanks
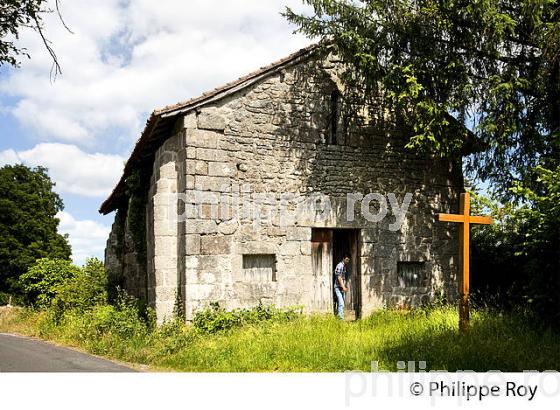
[104,204,148,302]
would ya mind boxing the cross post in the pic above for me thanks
[438,192,492,333]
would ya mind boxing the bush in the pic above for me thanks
[193,302,302,334]
[19,258,81,307]
[51,258,108,314]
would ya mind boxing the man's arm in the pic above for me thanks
[337,275,348,292]
[335,265,348,292]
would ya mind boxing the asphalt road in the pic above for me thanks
[0,333,135,372]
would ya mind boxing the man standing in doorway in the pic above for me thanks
[334,253,350,320]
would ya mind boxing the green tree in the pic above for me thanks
[0,164,71,292]
[470,163,560,325]
[284,0,559,197]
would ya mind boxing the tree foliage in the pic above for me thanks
[0,164,71,292]
[51,257,108,313]
[285,0,560,197]
[18,257,79,306]
[471,164,560,325]
[1,0,68,76]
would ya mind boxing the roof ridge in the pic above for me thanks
[153,42,319,116]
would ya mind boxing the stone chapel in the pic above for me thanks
[101,44,465,323]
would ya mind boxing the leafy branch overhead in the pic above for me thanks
[0,0,72,77]
[284,0,560,198]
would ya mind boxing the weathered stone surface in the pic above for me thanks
[181,113,197,129]
[208,162,237,177]
[200,235,232,255]
[185,129,219,149]
[195,175,231,192]
[197,109,227,131]
[185,234,201,255]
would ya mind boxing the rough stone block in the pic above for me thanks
[280,241,301,256]
[185,220,218,234]
[208,162,237,177]
[154,255,178,271]
[181,113,197,128]
[154,268,178,287]
[154,236,177,256]
[218,220,238,235]
[266,226,286,237]
[185,128,219,149]
[197,109,226,131]
[186,160,208,175]
[186,175,195,189]
[186,147,196,159]
[200,235,232,255]
[286,227,311,241]
[195,175,231,192]
[300,241,312,255]
[159,162,177,179]
[153,221,176,237]
[239,240,278,254]
[185,234,201,255]
[196,148,230,162]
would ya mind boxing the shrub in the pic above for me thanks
[51,258,108,314]
[19,258,81,307]
[193,302,302,334]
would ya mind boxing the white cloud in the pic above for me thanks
[0,0,312,149]
[0,149,21,166]
[0,143,125,197]
[57,211,110,266]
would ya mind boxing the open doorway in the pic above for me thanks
[311,228,361,319]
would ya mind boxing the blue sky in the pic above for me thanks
[0,0,311,265]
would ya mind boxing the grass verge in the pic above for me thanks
[1,305,558,372]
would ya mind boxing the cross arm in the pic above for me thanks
[470,216,493,225]
[438,213,466,223]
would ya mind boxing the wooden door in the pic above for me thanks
[311,229,333,312]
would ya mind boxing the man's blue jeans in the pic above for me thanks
[334,287,345,320]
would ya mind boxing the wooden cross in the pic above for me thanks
[438,192,492,333]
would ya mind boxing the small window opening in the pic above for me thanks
[242,254,277,282]
[397,262,428,287]
[329,89,341,145]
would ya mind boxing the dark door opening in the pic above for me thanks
[311,228,361,319]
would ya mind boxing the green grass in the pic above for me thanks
[1,305,558,371]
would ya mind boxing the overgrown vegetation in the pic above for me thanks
[471,163,560,326]
[193,302,303,334]
[2,302,559,372]
[2,256,559,372]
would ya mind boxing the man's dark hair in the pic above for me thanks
[343,253,351,259]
